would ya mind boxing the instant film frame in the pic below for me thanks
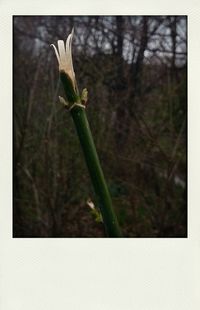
[0,0,200,309]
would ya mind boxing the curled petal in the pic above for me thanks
[50,44,60,64]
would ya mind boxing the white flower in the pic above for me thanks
[51,28,76,88]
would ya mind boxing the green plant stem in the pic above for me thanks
[70,105,122,237]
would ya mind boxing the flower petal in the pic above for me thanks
[57,40,66,66]
[50,44,60,64]
[66,30,75,77]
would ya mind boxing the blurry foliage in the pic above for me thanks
[13,16,187,237]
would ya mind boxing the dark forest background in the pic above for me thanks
[13,16,187,237]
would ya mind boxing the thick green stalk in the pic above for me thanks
[59,71,122,237]
[70,105,122,237]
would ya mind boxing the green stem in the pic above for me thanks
[70,105,122,237]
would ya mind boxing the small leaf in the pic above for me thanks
[87,199,103,223]
[81,88,88,104]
